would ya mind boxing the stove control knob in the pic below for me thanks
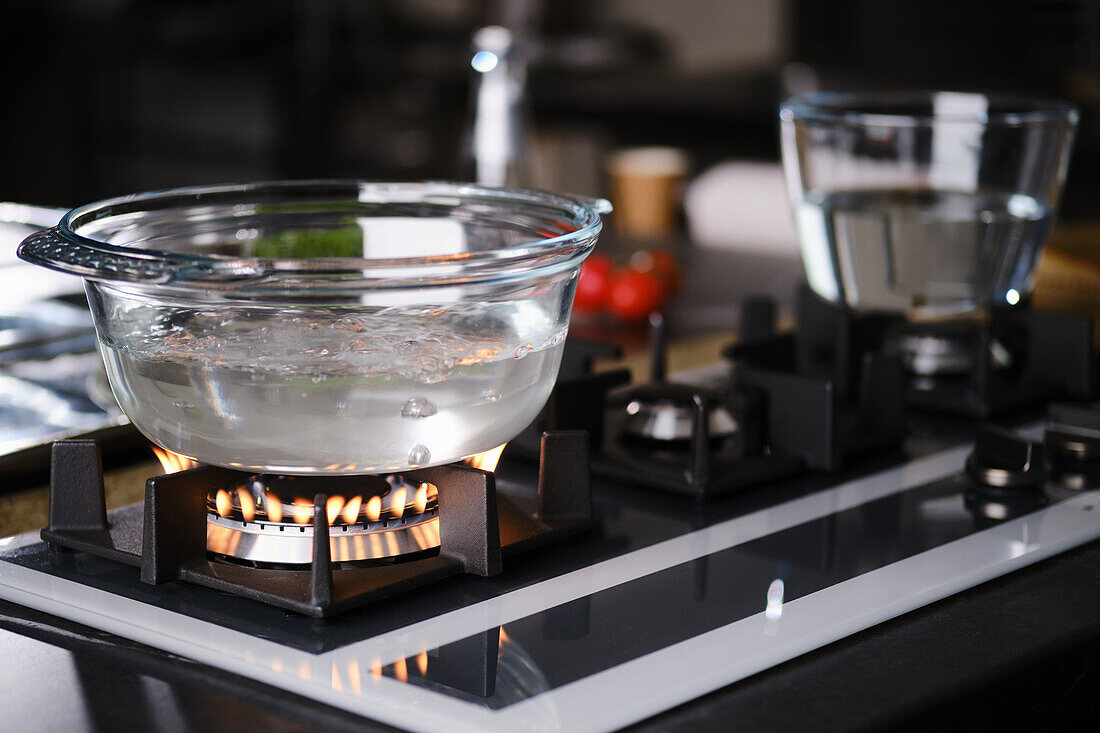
[1045,403,1100,463]
[965,426,1046,490]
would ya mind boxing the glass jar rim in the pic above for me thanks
[19,180,611,295]
[780,90,1079,128]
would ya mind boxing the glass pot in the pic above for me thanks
[19,181,610,474]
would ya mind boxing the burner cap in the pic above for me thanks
[616,383,739,443]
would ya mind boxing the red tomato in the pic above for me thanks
[574,254,613,313]
[629,248,682,298]
[649,249,682,295]
[609,269,663,322]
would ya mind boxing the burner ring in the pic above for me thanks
[886,324,1014,377]
[203,473,441,565]
[621,398,739,442]
[206,509,440,565]
[894,332,976,376]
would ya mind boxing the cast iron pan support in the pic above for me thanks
[140,464,242,584]
[310,495,334,607]
[47,439,108,533]
[726,290,906,472]
[536,430,591,523]
[41,433,590,617]
[409,464,503,576]
[688,394,711,486]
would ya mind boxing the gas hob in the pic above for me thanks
[1,366,1099,731]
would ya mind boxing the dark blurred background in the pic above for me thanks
[1,0,1098,216]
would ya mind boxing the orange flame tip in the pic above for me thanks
[151,446,200,474]
[237,489,256,522]
[365,495,382,522]
[265,492,283,523]
[341,496,362,524]
[214,490,232,518]
[292,498,313,525]
[413,484,429,514]
[388,486,407,519]
[465,443,506,472]
[326,495,345,525]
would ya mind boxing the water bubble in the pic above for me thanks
[479,390,501,403]
[401,397,437,418]
[513,344,531,359]
[408,444,431,466]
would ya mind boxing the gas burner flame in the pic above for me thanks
[206,478,439,528]
[214,490,231,518]
[326,496,345,524]
[237,489,255,522]
[151,445,200,474]
[292,498,313,525]
[365,495,382,521]
[386,481,408,520]
[465,443,507,472]
[264,491,283,523]
[341,496,362,524]
[413,484,429,514]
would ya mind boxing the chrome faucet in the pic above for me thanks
[469,25,529,187]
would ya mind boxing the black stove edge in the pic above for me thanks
[0,599,399,733]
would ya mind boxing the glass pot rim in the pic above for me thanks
[17,180,612,296]
[780,90,1079,129]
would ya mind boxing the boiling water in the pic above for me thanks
[793,189,1052,315]
[97,303,565,473]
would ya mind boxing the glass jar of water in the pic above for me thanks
[780,91,1077,318]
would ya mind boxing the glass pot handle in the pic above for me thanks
[545,193,612,217]
[17,226,188,283]
[583,197,613,215]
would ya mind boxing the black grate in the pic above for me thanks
[40,431,594,619]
